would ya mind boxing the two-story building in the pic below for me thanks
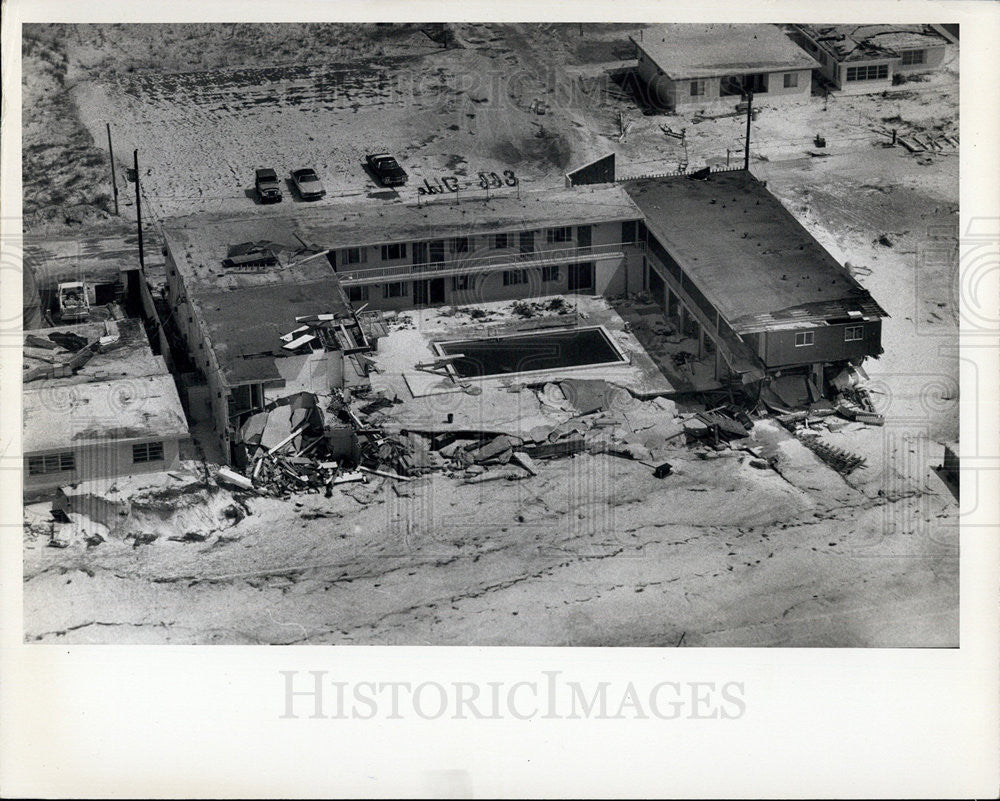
[622,170,887,396]
[163,172,886,461]
[630,24,818,110]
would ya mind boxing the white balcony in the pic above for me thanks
[335,242,630,286]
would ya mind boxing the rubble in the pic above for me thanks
[22,325,121,383]
[204,303,895,504]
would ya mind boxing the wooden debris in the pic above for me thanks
[798,435,866,474]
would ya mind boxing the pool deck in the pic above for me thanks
[367,295,674,434]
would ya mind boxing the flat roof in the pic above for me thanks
[623,170,887,332]
[23,318,165,387]
[24,373,189,453]
[631,24,818,79]
[797,25,952,62]
[195,280,357,386]
[161,184,642,296]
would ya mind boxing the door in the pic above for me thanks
[413,242,428,264]
[577,225,592,250]
[567,262,594,293]
[414,278,445,305]
[519,230,535,255]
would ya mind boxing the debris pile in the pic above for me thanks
[213,369,742,498]
[23,321,123,383]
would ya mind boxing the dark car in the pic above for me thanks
[290,168,326,200]
[254,168,282,203]
[366,153,408,187]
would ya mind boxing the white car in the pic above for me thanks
[290,168,325,200]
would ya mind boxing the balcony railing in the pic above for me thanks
[335,242,633,285]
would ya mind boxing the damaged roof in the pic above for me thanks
[195,280,357,386]
[22,318,189,453]
[796,24,953,62]
[623,171,887,332]
[630,24,818,79]
[23,318,165,387]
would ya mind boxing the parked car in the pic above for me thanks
[254,167,282,203]
[57,281,90,322]
[366,153,408,187]
[290,168,326,200]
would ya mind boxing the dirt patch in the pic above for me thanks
[492,129,572,170]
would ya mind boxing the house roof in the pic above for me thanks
[23,318,189,454]
[796,25,952,62]
[622,170,887,332]
[23,373,189,453]
[630,23,818,80]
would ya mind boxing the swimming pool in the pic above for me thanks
[435,326,627,379]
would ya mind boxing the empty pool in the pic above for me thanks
[435,326,627,379]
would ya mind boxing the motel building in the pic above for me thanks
[161,170,885,463]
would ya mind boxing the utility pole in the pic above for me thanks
[133,149,144,271]
[106,123,119,215]
[743,90,753,170]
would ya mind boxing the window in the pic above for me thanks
[542,265,560,283]
[343,247,366,265]
[27,452,75,476]
[228,385,255,418]
[502,269,528,286]
[794,331,815,347]
[132,441,164,464]
[346,285,369,303]
[452,275,471,291]
[492,233,509,249]
[901,49,925,66]
[546,226,573,244]
[453,237,469,254]
[621,220,638,243]
[783,72,798,88]
[429,240,445,264]
[690,79,706,96]
[381,243,407,260]
[383,282,408,298]
[845,64,889,82]
[844,325,865,342]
